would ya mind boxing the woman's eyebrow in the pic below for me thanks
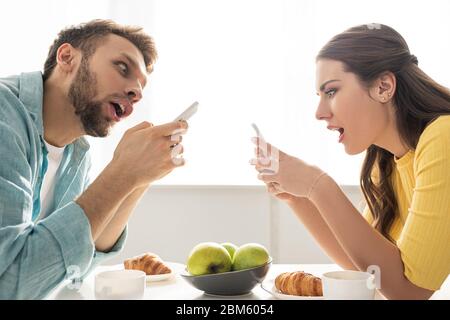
[317,79,341,94]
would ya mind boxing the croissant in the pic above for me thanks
[275,271,323,296]
[124,253,171,275]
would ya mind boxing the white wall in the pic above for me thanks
[104,185,364,266]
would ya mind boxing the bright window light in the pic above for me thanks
[1,0,449,185]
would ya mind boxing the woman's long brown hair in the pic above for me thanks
[316,24,450,241]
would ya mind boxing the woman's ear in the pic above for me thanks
[371,72,396,104]
[55,43,79,74]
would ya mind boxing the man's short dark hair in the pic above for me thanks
[43,19,157,80]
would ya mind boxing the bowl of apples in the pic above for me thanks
[180,242,272,296]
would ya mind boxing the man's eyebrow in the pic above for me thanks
[120,52,147,88]
[317,79,341,94]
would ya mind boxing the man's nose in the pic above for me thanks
[126,80,143,103]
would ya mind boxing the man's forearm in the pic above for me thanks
[75,162,136,242]
[94,184,150,252]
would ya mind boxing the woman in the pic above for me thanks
[251,24,450,300]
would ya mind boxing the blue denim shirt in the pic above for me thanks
[0,72,127,299]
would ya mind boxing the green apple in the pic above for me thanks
[221,242,238,260]
[187,242,232,276]
[233,243,270,271]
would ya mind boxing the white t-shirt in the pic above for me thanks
[39,140,65,220]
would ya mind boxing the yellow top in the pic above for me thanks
[363,115,450,291]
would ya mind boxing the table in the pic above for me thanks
[46,263,449,300]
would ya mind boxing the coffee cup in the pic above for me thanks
[95,270,146,300]
[322,270,376,300]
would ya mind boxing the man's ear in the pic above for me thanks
[56,43,79,73]
[370,71,396,104]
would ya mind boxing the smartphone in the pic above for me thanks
[251,123,278,171]
[251,123,265,141]
[173,101,199,122]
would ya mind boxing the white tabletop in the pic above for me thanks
[46,263,448,300]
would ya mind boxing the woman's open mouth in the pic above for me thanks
[327,126,345,143]
[337,128,345,143]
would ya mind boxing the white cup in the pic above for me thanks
[322,270,376,300]
[95,270,146,300]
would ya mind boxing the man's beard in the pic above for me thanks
[68,57,113,137]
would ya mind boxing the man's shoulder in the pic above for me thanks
[0,74,35,146]
[0,74,23,118]
[0,74,20,99]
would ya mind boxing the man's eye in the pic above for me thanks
[325,89,337,98]
[117,62,128,74]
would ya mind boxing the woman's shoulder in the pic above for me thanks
[417,115,450,149]
[413,115,450,170]
[422,115,450,134]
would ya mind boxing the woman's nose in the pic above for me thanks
[315,102,332,121]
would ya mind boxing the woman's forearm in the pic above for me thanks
[286,197,358,271]
[309,174,434,300]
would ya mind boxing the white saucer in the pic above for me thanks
[146,271,174,282]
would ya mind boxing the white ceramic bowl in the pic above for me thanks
[95,270,146,300]
[322,270,376,300]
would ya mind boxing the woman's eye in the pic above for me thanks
[325,89,336,98]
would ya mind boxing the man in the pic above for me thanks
[0,19,188,299]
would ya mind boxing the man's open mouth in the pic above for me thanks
[108,99,134,121]
[111,102,125,117]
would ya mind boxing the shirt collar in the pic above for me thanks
[18,71,90,153]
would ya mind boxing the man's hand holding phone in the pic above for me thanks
[110,102,198,188]
[169,101,198,162]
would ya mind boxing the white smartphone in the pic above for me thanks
[251,123,278,172]
[251,123,265,141]
[173,101,199,122]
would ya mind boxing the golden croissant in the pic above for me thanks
[124,253,171,275]
[275,271,323,296]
